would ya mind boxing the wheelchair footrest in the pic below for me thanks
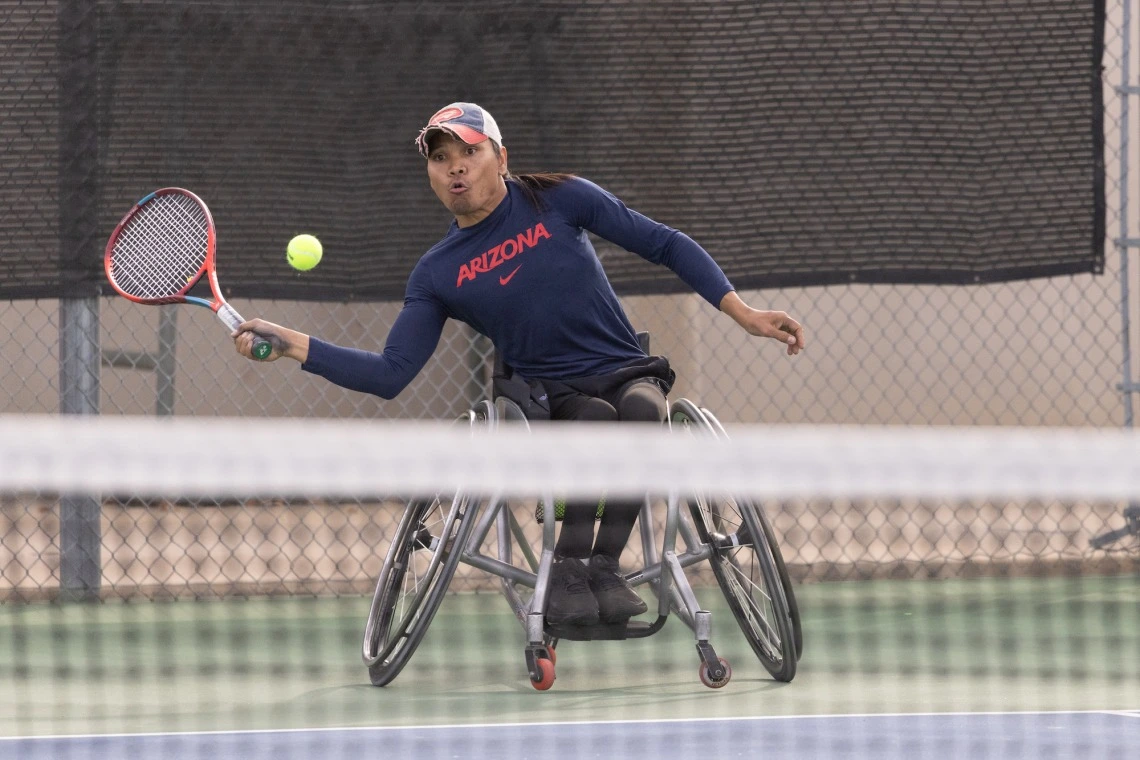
[545,619,655,641]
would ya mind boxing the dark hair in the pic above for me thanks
[506,172,575,211]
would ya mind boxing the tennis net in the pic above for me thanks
[0,413,1138,759]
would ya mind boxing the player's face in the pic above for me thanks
[426,134,509,227]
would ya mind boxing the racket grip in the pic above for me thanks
[216,303,277,361]
[250,336,274,361]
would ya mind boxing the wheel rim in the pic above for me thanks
[690,492,788,667]
[365,493,465,666]
[672,400,793,678]
[364,405,489,683]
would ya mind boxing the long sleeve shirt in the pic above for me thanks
[302,177,734,399]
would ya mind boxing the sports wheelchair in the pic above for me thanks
[362,342,802,691]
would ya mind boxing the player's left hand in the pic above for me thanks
[741,309,805,355]
[719,291,806,356]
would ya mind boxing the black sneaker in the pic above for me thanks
[546,557,599,626]
[588,554,648,623]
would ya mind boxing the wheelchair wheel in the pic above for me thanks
[672,400,798,682]
[363,491,478,686]
[362,404,490,686]
[751,499,803,661]
[698,407,803,662]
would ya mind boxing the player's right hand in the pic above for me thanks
[234,319,308,363]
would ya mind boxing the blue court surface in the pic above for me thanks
[4,711,1138,760]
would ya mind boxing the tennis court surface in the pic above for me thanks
[2,576,1137,759]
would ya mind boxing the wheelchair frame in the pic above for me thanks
[362,395,802,691]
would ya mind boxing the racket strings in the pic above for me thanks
[109,194,210,300]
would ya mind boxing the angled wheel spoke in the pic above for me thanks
[723,547,775,605]
[722,558,781,654]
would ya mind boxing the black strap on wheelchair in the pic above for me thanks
[492,355,551,421]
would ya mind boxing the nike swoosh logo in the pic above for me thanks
[499,265,522,286]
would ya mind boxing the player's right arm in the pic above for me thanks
[233,322,309,363]
[235,265,450,399]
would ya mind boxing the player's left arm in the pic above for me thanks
[719,291,804,356]
[561,177,805,355]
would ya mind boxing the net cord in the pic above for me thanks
[3,415,1139,501]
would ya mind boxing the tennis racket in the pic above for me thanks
[104,187,275,360]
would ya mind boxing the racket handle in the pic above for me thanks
[250,336,273,361]
[216,303,276,361]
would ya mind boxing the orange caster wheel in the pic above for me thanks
[531,658,556,691]
[699,657,731,688]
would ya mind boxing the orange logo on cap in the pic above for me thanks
[429,106,464,125]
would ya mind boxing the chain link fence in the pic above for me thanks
[1,0,1135,601]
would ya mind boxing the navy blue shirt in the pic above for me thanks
[302,177,734,399]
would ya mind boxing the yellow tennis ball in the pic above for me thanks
[287,234,322,271]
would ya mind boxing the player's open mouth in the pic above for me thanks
[449,182,468,194]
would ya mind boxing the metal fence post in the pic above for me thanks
[58,298,102,600]
[57,0,102,600]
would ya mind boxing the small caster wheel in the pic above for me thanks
[699,657,731,689]
[531,658,556,691]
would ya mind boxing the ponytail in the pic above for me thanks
[506,172,575,211]
[487,140,574,210]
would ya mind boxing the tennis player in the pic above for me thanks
[235,102,805,626]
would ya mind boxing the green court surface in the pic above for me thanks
[1,575,1137,738]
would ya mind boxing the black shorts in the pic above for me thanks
[543,355,675,411]
[492,355,674,422]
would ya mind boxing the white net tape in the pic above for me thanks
[5,414,1140,501]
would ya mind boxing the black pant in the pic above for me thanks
[542,357,673,560]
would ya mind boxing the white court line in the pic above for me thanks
[1,709,1134,743]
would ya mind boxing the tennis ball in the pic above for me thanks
[287,234,322,271]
